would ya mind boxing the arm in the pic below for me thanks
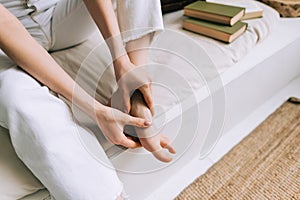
[0,4,150,148]
[83,0,154,114]
[0,4,94,117]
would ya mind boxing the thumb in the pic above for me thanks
[122,90,131,114]
[140,87,154,115]
[127,116,152,128]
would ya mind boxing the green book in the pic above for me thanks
[184,1,245,26]
[183,18,248,43]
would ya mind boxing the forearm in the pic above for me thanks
[81,1,154,113]
[0,5,104,118]
[83,0,128,62]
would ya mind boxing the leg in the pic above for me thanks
[0,67,126,200]
[120,0,163,82]
[116,0,164,43]
[130,91,176,163]
[50,0,97,51]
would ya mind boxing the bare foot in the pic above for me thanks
[130,91,176,162]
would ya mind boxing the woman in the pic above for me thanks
[0,0,175,199]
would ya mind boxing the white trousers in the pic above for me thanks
[0,0,163,199]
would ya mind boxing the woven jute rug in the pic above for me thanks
[176,98,300,200]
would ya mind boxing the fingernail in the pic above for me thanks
[144,121,152,126]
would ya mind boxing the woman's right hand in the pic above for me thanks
[94,104,151,148]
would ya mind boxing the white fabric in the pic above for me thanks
[0,0,35,17]
[0,67,125,200]
[116,0,164,43]
[25,0,59,12]
[0,0,163,199]
[21,189,51,200]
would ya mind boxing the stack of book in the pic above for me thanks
[183,0,262,43]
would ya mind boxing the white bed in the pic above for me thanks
[1,2,300,200]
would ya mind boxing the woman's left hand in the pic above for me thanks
[112,56,154,115]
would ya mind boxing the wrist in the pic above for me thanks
[92,101,107,121]
[113,55,132,80]
[106,34,127,60]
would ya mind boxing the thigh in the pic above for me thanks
[50,0,97,51]
[0,67,124,199]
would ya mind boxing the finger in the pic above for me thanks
[127,116,152,127]
[126,136,142,148]
[122,89,131,114]
[116,135,141,149]
[139,86,154,115]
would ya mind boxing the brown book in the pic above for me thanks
[183,18,247,43]
[184,1,245,26]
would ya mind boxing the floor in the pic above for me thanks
[146,75,300,200]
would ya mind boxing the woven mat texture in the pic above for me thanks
[176,99,300,199]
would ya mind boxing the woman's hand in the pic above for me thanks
[83,0,154,114]
[94,104,151,148]
[113,56,154,115]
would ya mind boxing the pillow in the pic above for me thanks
[258,0,300,17]
[0,127,44,200]
[161,0,198,14]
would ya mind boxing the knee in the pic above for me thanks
[0,68,41,115]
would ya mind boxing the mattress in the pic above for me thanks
[2,2,299,200]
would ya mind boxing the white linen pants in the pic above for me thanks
[0,0,163,199]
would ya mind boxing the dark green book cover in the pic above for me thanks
[185,1,244,18]
[184,18,247,34]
